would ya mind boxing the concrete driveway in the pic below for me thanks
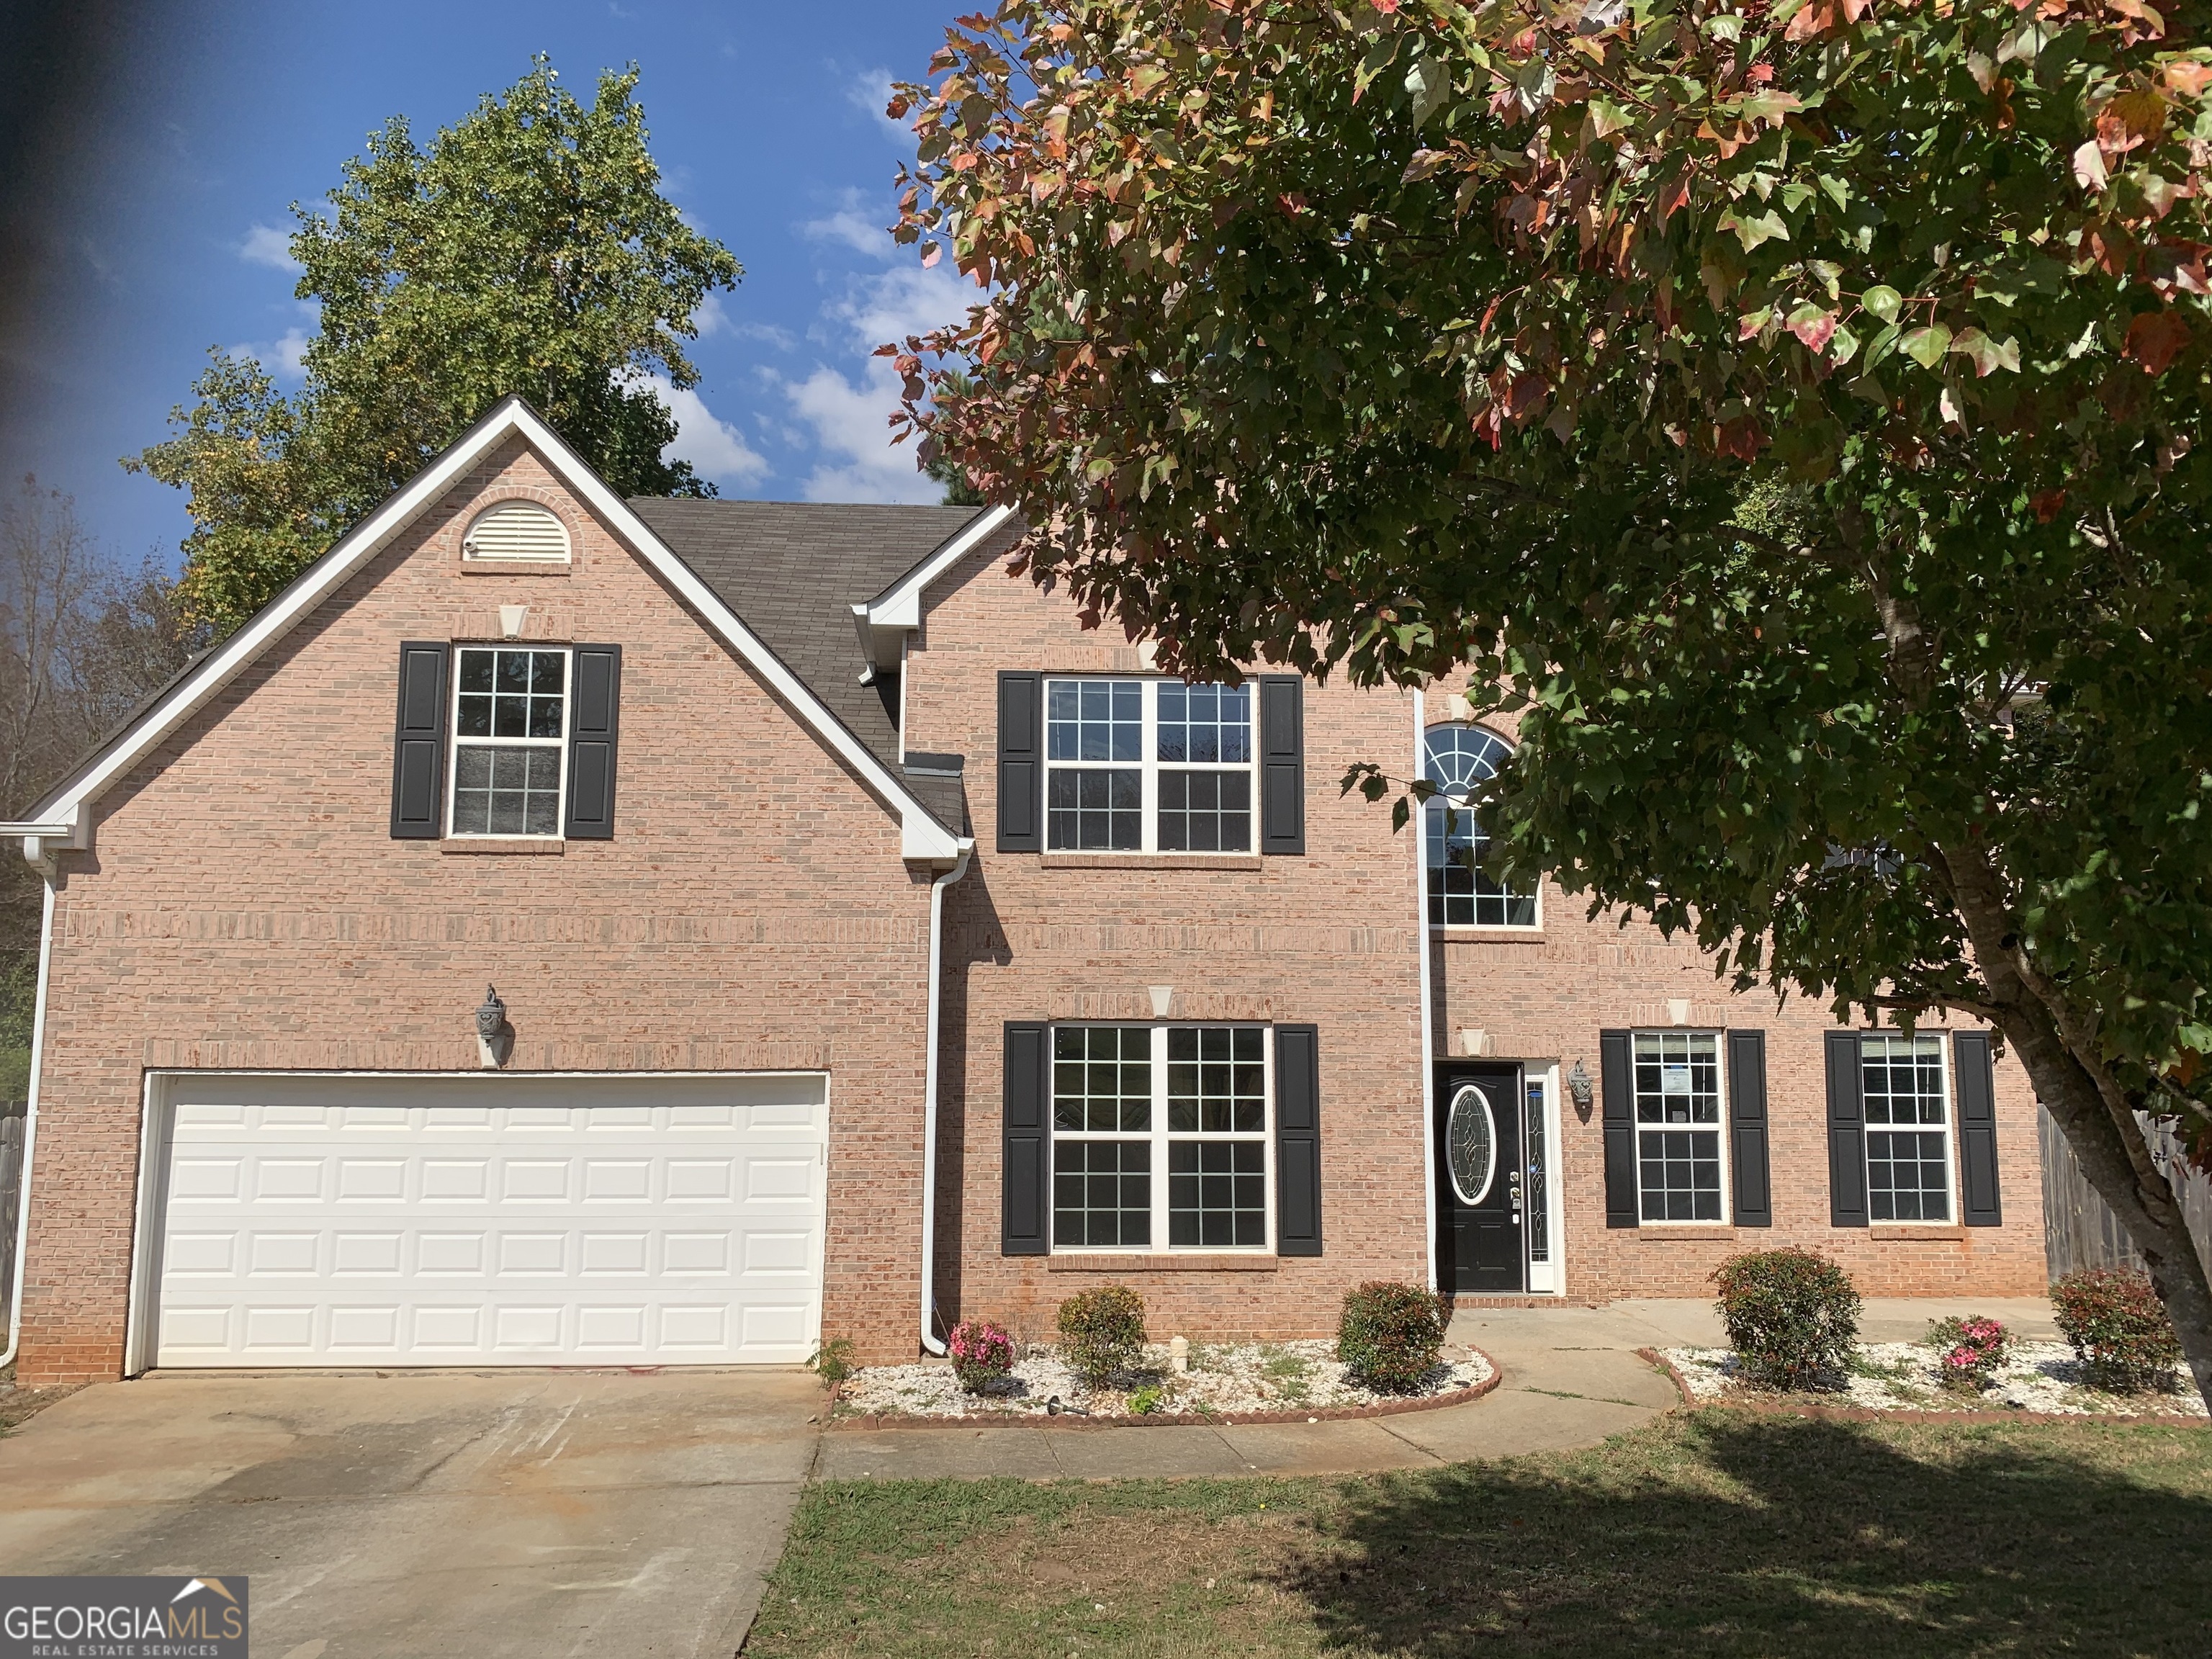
[0,1367,824,1658]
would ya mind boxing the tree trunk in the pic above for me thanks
[1937,840,2212,1411]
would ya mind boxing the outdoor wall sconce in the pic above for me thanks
[1566,1057,1594,1119]
[475,984,513,1069]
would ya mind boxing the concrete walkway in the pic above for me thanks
[815,1297,2061,1483]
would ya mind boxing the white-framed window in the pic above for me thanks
[1861,1033,1954,1221]
[1423,725,1537,927]
[1633,1031,1727,1222]
[1051,1024,1272,1250]
[1045,678,1256,853]
[449,645,570,837]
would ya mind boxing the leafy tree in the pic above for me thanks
[130,57,740,634]
[890,1,2212,1399]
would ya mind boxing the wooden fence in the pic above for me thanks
[0,1101,21,1341]
[2039,1103,2212,1283]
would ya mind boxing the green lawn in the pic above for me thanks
[745,1409,2212,1657]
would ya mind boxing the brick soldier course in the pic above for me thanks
[0,398,2045,1385]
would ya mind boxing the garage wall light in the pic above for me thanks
[1566,1057,1593,1119]
[476,985,512,1069]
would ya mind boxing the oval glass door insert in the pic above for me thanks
[1447,1084,1498,1206]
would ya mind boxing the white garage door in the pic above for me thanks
[143,1072,828,1368]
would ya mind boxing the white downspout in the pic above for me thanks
[919,842,974,1355]
[1,871,56,1369]
[1413,691,1439,1292]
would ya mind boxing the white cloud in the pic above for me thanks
[639,376,770,487]
[773,264,980,503]
[691,292,732,338]
[845,67,912,146]
[801,205,896,260]
[735,321,796,351]
[227,326,312,382]
[239,223,299,271]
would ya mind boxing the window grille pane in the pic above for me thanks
[1048,679,1141,762]
[1424,799,1535,926]
[1054,1140,1152,1246]
[1866,1131,1951,1221]
[1637,1128,1724,1221]
[1052,1026,1152,1132]
[1157,770,1252,852]
[1861,1034,1947,1125]
[1525,1080,1550,1263]
[1168,1141,1266,1246]
[1166,1026,1265,1132]
[451,745,562,836]
[1046,768,1141,850]
[1157,683,1251,765]
[457,647,564,745]
[1632,1033,1720,1125]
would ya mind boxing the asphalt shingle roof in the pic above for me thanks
[626,498,987,834]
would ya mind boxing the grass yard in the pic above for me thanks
[745,1409,2212,1657]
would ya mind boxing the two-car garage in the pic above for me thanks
[130,1072,830,1371]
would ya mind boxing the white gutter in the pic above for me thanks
[1413,691,1439,1292]
[1,872,55,1369]
[918,840,975,1354]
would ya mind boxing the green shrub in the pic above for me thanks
[1128,1384,1166,1415]
[1711,1249,1860,1390]
[1336,1281,1448,1393]
[1057,1286,1146,1388]
[806,1336,857,1389]
[2053,1268,2182,1393]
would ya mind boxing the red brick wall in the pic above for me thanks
[908,541,1433,1342]
[909,565,2047,1344]
[16,437,937,1382]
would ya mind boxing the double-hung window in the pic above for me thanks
[1861,1033,1953,1221]
[449,646,569,837]
[1045,679,1255,852]
[1633,1031,1727,1221]
[1051,1025,1272,1249]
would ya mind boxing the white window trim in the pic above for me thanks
[1524,1066,1564,1293]
[1861,1031,1959,1226]
[1043,677,1260,856]
[446,643,572,840]
[1048,1022,1275,1254]
[1630,1029,1732,1227]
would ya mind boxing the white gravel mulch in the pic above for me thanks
[835,1339,1493,1421]
[1662,1341,2208,1418]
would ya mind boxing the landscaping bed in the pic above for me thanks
[835,1339,1494,1424]
[1660,1341,2208,1418]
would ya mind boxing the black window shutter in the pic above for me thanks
[1954,1030,2002,1226]
[390,642,449,839]
[1826,1030,1870,1226]
[1259,675,1305,855]
[1727,1030,1773,1227]
[1600,1028,1637,1227]
[564,644,621,840]
[1001,1022,1050,1254]
[997,672,1043,852]
[1275,1023,1323,1254]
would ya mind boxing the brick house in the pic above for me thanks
[0,400,2046,1385]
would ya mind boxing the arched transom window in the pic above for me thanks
[1422,725,1537,928]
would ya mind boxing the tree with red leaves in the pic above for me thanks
[889,0,2212,1405]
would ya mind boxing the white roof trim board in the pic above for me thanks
[851,503,1016,669]
[5,397,967,866]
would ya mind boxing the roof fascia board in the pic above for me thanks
[854,503,1015,667]
[23,398,532,829]
[27,395,963,865]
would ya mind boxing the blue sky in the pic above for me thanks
[4,1,973,571]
